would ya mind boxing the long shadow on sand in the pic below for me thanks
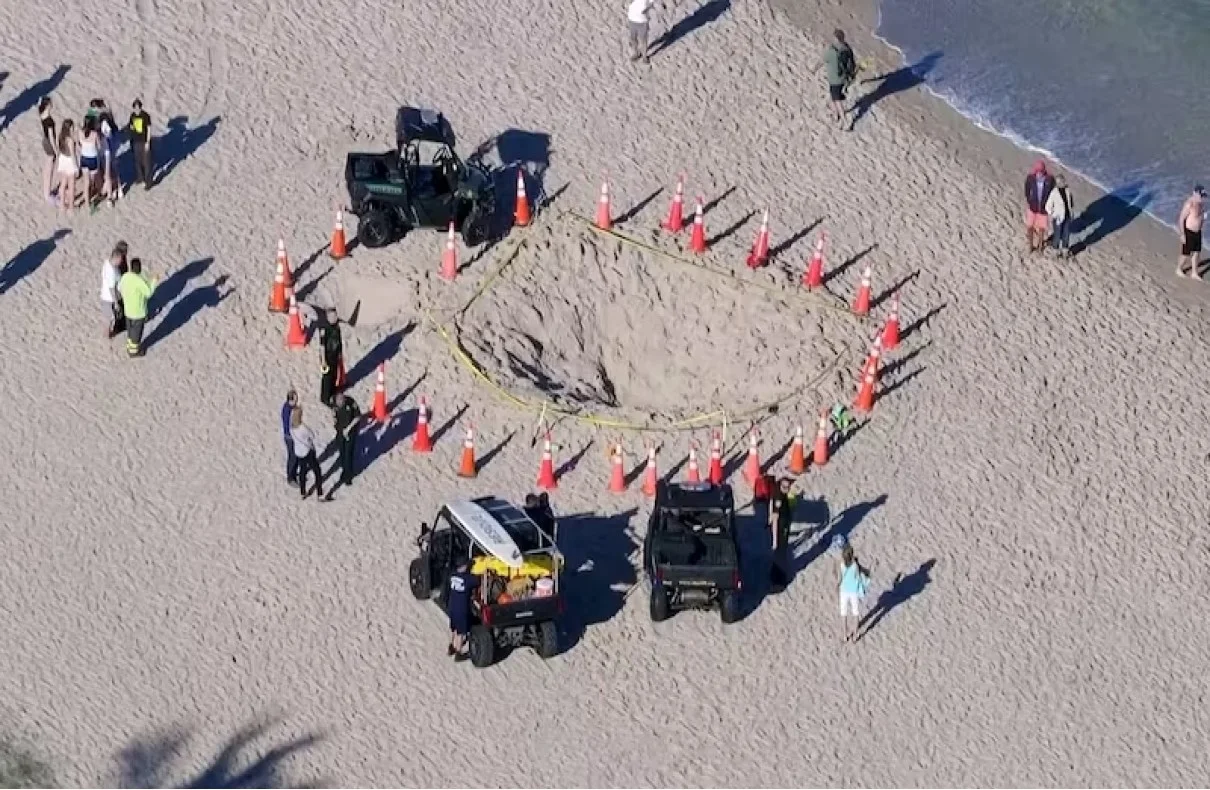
[735,494,831,613]
[850,51,942,129]
[344,322,416,390]
[148,257,213,317]
[144,274,233,351]
[857,558,936,642]
[0,229,70,295]
[649,0,731,59]
[0,65,70,135]
[1069,181,1153,255]
[121,115,221,189]
[792,493,888,576]
[470,128,555,235]
[558,508,640,651]
[117,719,323,788]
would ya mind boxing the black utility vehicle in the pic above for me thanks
[643,482,743,624]
[345,107,495,249]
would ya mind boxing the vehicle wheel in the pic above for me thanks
[357,209,394,248]
[649,585,670,623]
[461,209,489,247]
[536,621,559,659]
[468,625,496,668]
[408,558,431,600]
[720,590,742,624]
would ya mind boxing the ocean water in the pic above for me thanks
[874,0,1210,227]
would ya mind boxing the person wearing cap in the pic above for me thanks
[769,477,795,590]
[100,241,128,339]
[1177,185,1205,280]
[281,389,299,485]
[1024,160,1056,254]
[447,557,480,660]
[127,99,153,189]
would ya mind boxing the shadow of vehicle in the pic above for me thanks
[557,507,640,651]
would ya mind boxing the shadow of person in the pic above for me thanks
[793,493,888,574]
[0,228,70,295]
[856,558,936,641]
[142,115,222,188]
[850,51,942,129]
[144,275,233,351]
[648,0,731,59]
[0,65,70,135]
[1069,182,1153,255]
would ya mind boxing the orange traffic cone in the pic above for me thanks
[336,357,347,390]
[853,263,872,316]
[514,170,531,227]
[276,239,294,288]
[742,429,761,483]
[855,357,877,412]
[803,232,826,289]
[607,442,626,493]
[689,195,707,254]
[746,210,770,268]
[371,363,388,423]
[268,256,289,313]
[685,441,701,483]
[707,430,724,484]
[788,424,806,475]
[883,291,901,350]
[863,335,883,386]
[458,427,477,478]
[330,209,348,260]
[412,396,433,452]
[661,174,685,233]
[284,292,307,349]
[641,444,658,497]
[536,432,558,490]
[440,222,458,281]
[813,411,830,467]
[595,176,612,231]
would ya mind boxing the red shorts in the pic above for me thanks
[1025,210,1049,231]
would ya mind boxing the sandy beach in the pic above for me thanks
[1,0,1208,786]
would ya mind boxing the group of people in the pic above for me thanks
[1023,160,1076,257]
[38,95,153,212]
[99,241,158,357]
[279,310,363,500]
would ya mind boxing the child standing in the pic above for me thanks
[55,120,78,213]
[38,97,57,204]
[837,542,871,643]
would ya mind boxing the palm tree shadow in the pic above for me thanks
[0,228,70,295]
[857,558,936,641]
[851,51,942,128]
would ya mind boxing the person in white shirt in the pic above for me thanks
[1045,174,1074,258]
[100,241,128,339]
[290,406,324,500]
[627,0,655,63]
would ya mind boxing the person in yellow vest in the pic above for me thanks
[117,257,157,357]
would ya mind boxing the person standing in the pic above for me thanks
[1176,185,1205,281]
[117,258,157,358]
[1024,160,1055,254]
[38,97,57,204]
[837,542,871,643]
[769,477,795,590]
[55,119,78,213]
[127,99,153,190]
[1046,174,1074,258]
[100,241,128,339]
[818,30,858,130]
[290,406,324,500]
[97,101,122,204]
[318,309,344,408]
[281,389,299,485]
[626,0,655,64]
[79,115,102,212]
[332,392,362,487]
[447,558,480,660]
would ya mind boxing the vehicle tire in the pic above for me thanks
[408,558,431,600]
[468,625,496,668]
[536,621,559,659]
[649,585,671,623]
[720,590,742,624]
[461,209,489,247]
[357,209,394,248]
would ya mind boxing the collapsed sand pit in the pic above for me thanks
[459,225,857,422]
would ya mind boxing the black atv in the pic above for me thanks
[344,107,495,249]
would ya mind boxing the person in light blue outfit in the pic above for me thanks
[837,542,870,643]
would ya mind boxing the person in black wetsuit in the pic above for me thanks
[447,558,480,660]
[318,309,344,408]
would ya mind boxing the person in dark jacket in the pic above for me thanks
[447,558,480,660]
[1024,160,1056,254]
[127,99,152,189]
[332,392,362,486]
[318,309,344,408]
[769,477,795,590]
[281,388,298,484]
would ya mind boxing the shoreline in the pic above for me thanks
[765,0,1203,311]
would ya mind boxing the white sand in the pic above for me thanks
[1,0,1208,785]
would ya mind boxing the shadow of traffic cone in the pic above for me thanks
[788,424,806,475]
[746,209,770,269]
[412,396,433,452]
[284,292,307,349]
[813,410,830,467]
[685,441,701,483]
[330,209,347,260]
[595,175,613,231]
[855,357,877,413]
[641,444,658,497]
[268,256,289,313]
[440,222,458,281]
[883,291,901,350]
[742,429,761,483]
[689,195,707,254]
[607,442,626,493]
[536,432,558,490]
[458,427,477,478]
[853,263,872,316]
[514,170,531,227]
[707,430,724,484]
[661,174,685,233]
[803,232,826,289]
[371,363,388,423]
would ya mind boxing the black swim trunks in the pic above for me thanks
[1182,228,1202,255]
[829,83,846,102]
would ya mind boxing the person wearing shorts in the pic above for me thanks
[38,97,57,204]
[55,119,78,213]
[100,241,128,339]
[1177,185,1205,281]
[837,543,869,643]
[79,116,102,210]
[1024,160,1055,254]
